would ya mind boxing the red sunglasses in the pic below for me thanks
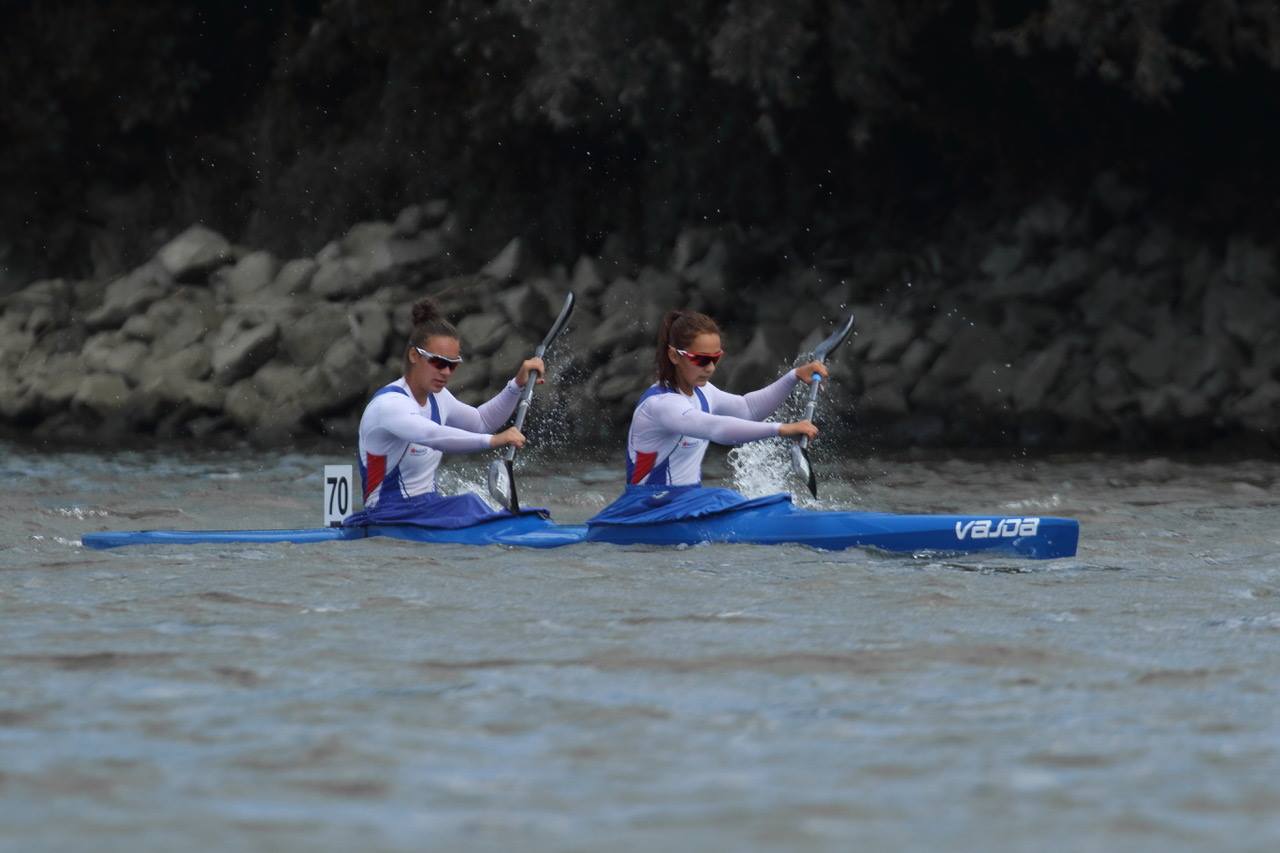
[672,347,724,367]
[414,346,464,371]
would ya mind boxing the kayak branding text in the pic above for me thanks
[954,517,1041,540]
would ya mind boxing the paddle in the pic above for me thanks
[487,292,576,512]
[790,313,855,498]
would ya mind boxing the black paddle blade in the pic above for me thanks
[506,460,520,513]
[802,447,817,498]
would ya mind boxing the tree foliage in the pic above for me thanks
[2,0,1279,285]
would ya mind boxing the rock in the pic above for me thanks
[571,256,604,298]
[138,346,213,385]
[217,250,279,301]
[487,333,537,382]
[387,232,445,266]
[71,373,131,417]
[683,240,731,305]
[1014,197,1072,241]
[979,244,1024,281]
[280,303,349,365]
[718,327,781,391]
[1223,237,1276,287]
[422,198,450,226]
[81,333,148,376]
[1012,338,1072,410]
[596,373,643,403]
[156,225,233,281]
[455,312,507,356]
[341,222,395,267]
[968,360,1016,408]
[636,267,681,309]
[393,204,425,236]
[1231,380,1280,430]
[270,258,318,296]
[85,261,171,330]
[347,301,392,361]
[482,237,525,281]
[310,258,376,300]
[223,379,271,430]
[1127,314,1179,387]
[927,321,1004,383]
[212,322,279,385]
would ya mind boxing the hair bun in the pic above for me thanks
[411,297,441,327]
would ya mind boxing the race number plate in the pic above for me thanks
[324,465,354,527]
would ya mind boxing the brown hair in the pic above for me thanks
[655,309,721,389]
[403,297,459,372]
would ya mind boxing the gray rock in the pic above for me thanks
[347,301,392,361]
[84,334,148,377]
[968,360,1016,407]
[270,258,318,296]
[488,333,537,383]
[310,258,376,300]
[482,237,525,282]
[212,322,280,385]
[280,303,349,365]
[157,225,233,281]
[1012,338,1071,410]
[393,204,425,236]
[217,250,279,301]
[596,373,643,403]
[422,198,450,226]
[929,321,1007,384]
[979,244,1024,280]
[72,373,131,417]
[387,232,445,266]
[1223,237,1276,287]
[456,312,507,356]
[85,261,171,330]
[571,257,604,298]
[223,380,270,430]
[635,267,681,309]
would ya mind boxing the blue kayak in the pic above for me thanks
[82,504,1077,558]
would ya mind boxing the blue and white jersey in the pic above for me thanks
[625,372,798,486]
[357,376,522,508]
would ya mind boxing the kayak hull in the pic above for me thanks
[585,504,1078,559]
[83,505,1077,558]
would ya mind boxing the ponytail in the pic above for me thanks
[655,309,720,389]
[403,297,459,372]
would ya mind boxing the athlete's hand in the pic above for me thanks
[779,420,819,441]
[794,361,829,385]
[490,427,527,449]
[515,357,546,388]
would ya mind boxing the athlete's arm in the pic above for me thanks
[372,400,495,453]
[436,382,521,433]
[646,394,781,445]
[705,373,799,421]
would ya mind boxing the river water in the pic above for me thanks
[1,439,1277,852]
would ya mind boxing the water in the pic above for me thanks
[2,440,1278,852]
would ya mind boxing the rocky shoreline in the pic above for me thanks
[3,183,1278,454]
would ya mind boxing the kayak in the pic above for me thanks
[82,504,1078,558]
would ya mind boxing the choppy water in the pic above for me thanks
[1,439,1278,852]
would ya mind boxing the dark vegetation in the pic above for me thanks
[3,0,1280,287]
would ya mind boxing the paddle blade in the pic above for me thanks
[803,447,817,498]
[487,459,513,511]
[789,442,811,487]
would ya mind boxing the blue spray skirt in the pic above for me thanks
[82,504,1078,558]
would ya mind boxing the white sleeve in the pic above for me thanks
[373,397,494,453]
[704,372,798,420]
[647,394,781,445]
[438,381,522,433]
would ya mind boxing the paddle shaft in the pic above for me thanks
[502,362,541,462]
[798,373,821,450]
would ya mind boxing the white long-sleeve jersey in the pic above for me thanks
[357,377,521,506]
[625,371,798,486]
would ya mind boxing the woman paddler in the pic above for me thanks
[587,309,825,527]
[343,297,546,528]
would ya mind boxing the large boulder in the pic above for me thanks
[156,225,234,281]
[212,322,280,385]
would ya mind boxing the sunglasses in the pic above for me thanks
[672,347,724,367]
[414,346,464,371]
